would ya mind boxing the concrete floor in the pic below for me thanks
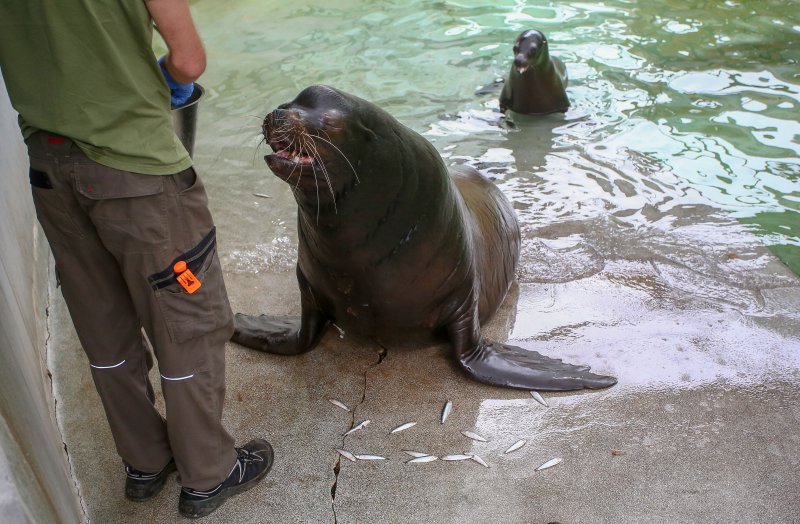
[49,202,800,523]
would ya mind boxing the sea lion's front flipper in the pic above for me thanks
[458,342,616,391]
[231,265,329,355]
[447,309,616,391]
[232,314,308,355]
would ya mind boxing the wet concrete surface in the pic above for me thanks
[49,204,800,522]
[43,102,800,523]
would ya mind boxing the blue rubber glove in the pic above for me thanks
[158,56,194,108]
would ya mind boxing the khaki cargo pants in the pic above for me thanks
[26,132,237,490]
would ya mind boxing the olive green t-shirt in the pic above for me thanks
[0,0,191,175]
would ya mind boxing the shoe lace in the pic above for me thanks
[237,447,264,466]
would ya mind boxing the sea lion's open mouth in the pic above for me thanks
[263,118,320,178]
[268,139,315,167]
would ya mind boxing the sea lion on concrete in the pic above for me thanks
[500,29,570,115]
[232,85,614,391]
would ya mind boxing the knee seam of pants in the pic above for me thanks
[161,373,195,381]
[90,359,127,369]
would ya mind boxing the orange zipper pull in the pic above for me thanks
[173,260,202,294]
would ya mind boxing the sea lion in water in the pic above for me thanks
[500,29,570,115]
[232,85,614,391]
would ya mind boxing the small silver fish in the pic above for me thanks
[470,454,490,468]
[252,193,271,199]
[536,457,563,471]
[441,454,473,461]
[441,400,452,424]
[390,422,417,434]
[328,399,351,412]
[336,449,356,462]
[354,454,387,461]
[504,439,527,454]
[333,324,346,339]
[343,420,370,436]
[530,390,549,407]
[461,430,488,442]
[402,450,430,458]
[406,455,438,463]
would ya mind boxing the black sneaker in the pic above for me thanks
[178,439,274,519]
[125,459,177,501]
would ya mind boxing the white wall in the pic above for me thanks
[0,71,82,523]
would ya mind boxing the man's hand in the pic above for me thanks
[146,0,205,107]
[159,56,194,108]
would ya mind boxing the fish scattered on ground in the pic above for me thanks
[441,400,453,424]
[461,430,488,442]
[504,439,527,454]
[328,399,351,412]
[529,390,549,407]
[332,393,561,470]
[252,193,271,198]
[470,454,490,468]
[343,419,370,436]
[336,449,356,462]
[441,454,473,461]
[536,457,563,471]
[355,454,387,461]
[390,422,417,434]
[611,449,625,456]
[406,455,438,463]
[403,450,431,458]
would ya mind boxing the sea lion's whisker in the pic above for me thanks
[309,133,360,184]
[314,130,360,184]
[286,159,302,188]
[251,136,267,167]
[270,127,295,143]
[305,140,337,207]
[278,136,306,187]
[273,121,293,132]
[275,139,295,156]
[307,140,323,224]
[308,160,337,217]
[269,120,295,139]
[288,138,306,190]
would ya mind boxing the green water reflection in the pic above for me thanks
[187,0,799,275]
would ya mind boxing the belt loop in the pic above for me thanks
[69,139,83,160]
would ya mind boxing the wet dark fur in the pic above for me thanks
[232,85,614,391]
[500,29,570,115]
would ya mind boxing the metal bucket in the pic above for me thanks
[171,83,204,158]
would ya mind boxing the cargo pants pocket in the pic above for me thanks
[148,228,234,344]
[28,165,85,240]
[73,162,169,253]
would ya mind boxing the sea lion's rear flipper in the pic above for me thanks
[447,309,616,391]
[231,265,329,355]
[457,341,616,391]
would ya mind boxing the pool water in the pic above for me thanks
[183,0,799,276]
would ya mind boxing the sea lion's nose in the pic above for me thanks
[514,54,528,68]
[264,108,296,139]
[270,107,306,126]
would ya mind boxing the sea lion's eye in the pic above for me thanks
[322,113,338,126]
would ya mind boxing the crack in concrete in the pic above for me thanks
[44,269,89,523]
[329,344,389,523]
